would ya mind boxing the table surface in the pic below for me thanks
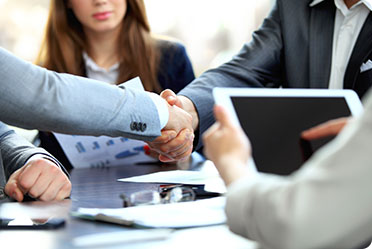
[0,153,258,249]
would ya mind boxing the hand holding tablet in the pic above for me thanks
[213,88,363,175]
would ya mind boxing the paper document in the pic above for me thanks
[72,197,226,228]
[118,164,226,194]
[54,77,157,168]
[73,229,172,247]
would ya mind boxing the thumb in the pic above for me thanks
[161,89,182,108]
[160,89,177,103]
[213,105,232,127]
[4,170,24,202]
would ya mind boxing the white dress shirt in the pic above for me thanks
[83,52,169,129]
[311,0,372,89]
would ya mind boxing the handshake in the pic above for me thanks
[147,90,199,162]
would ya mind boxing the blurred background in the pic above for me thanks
[0,0,273,76]
[0,0,273,139]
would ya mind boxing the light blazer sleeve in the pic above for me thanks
[0,122,68,179]
[0,47,161,141]
[178,1,283,149]
[225,90,372,249]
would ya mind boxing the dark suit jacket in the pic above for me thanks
[39,40,195,170]
[179,0,372,149]
[0,122,67,203]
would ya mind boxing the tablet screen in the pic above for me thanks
[231,96,351,175]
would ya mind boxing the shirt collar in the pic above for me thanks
[309,0,372,11]
[82,52,119,73]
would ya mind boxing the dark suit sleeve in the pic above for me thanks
[0,122,68,179]
[179,2,284,149]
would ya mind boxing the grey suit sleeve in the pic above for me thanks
[225,90,372,249]
[0,122,68,179]
[0,47,161,141]
[179,2,283,149]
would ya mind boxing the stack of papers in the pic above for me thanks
[118,166,227,194]
[72,197,226,228]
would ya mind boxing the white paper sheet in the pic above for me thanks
[74,197,226,228]
[118,163,227,194]
[54,77,157,168]
[73,229,172,247]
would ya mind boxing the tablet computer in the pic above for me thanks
[213,88,363,175]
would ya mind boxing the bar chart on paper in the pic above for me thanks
[54,134,157,168]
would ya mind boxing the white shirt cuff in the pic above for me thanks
[148,92,169,129]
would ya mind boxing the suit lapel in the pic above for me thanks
[309,0,336,88]
[344,12,372,90]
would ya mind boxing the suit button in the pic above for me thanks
[138,122,143,132]
[130,122,137,131]
[0,188,6,200]
[141,123,147,132]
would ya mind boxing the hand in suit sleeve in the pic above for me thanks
[0,48,161,141]
[5,155,71,202]
[178,1,284,150]
[0,122,71,202]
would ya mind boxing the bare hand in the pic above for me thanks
[301,117,350,140]
[148,128,194,162]
[161,89,199,130]
[203,105,251,186]
[147,89,197,162]
[5,158,71,202]
[165,101,193,135]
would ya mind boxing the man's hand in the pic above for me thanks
[161,89,199,130]
[147,90,199,162]
[5,157,71,202]
[203,105,251,186]
[301,117,350,140]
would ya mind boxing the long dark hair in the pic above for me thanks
[36,0,161,92]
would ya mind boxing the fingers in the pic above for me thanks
[159,138,193,162]
[149,129,194,162]
[5,171,25,202]
[143,144,161,159]
[203,122,220,141]
[159,146,193,163]
[160,89,181,107]
[301,117,349,140]
[165,104,193,134]
[213,105,231,127]
[26,165,60,201]
[16,160,44,195]
[55,182,72,201]
[156,90,195,162]
[37,173,71,201]
[148,130,177,144]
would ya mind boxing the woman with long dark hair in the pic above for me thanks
[37,0,195,169]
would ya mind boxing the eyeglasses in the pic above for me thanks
[120,186,196,207]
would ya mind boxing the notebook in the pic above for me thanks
[213,88,363,175]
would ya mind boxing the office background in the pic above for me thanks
[0,0,273,76]
[0,0,273,138]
